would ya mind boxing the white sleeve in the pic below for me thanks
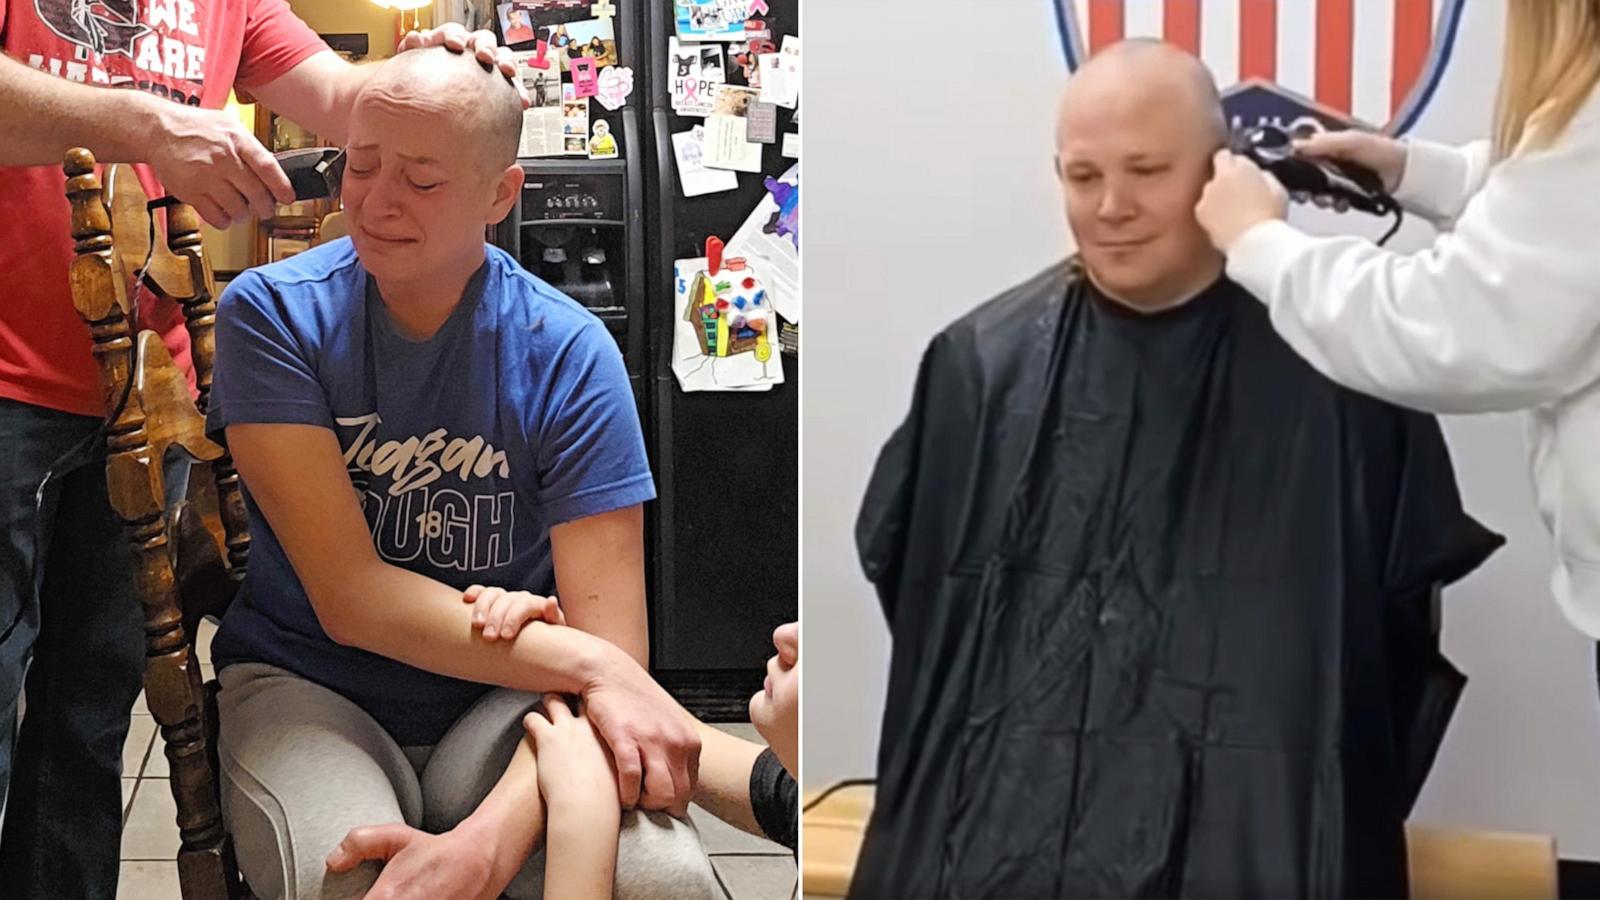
[1226,109,1600,415]
[1392,138,1492,229]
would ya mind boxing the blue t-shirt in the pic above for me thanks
[206,239,655,746]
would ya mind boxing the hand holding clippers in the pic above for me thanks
[275,147,347,202]
[1232,125,1396,217]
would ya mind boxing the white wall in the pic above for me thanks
[803,0,1600,860]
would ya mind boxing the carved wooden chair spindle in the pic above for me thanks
[61,147,255,900]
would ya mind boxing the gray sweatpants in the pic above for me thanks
[216,663,720,900]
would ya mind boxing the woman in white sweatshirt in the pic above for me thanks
[1194,1,1600,646]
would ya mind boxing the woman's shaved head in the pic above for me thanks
[341,47,527,290]
[357,45,524,177]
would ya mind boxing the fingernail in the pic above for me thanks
[484,627,497,639]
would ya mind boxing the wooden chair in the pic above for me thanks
[62,148,255,900]
[315,210,348,245]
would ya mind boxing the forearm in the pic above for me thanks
[0,54,162,166]
[1227,205,1600,413]
[457,733,546,887]
[1393,137,1491,228]
[248,51,378,146]
[543,797,621,899]
[285,62,373,146]
[326,561,618,695]
[691,719,764,837]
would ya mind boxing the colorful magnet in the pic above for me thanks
[571,57,600,98]
[595,66,634,111]
[528,39,552,68]
[743,18,772,42]
[588,119,618,160]
[707,236,725,275]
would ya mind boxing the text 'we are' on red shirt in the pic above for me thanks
[1,0,325,416]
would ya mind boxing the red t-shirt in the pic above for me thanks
[0,0,326,416]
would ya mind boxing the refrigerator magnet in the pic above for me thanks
[595,66,634,111]
[571,57,600,98]
[747,102,778,144]
[675,0,749,43]
[588,120,619,160]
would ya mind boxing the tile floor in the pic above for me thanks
[115,620,796,899]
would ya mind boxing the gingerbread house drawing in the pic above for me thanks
[683,267,773,363]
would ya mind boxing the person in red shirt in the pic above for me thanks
[0,4,523,897]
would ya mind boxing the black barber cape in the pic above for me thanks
[849,262,1502,899]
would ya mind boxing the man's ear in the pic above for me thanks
[486,162,526,226]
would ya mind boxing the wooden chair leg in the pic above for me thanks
[64,150,241,900]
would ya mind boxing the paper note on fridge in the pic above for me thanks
[756,56,796,108]
[747,102,778,144]
[758,36,799,108]
[702,115,762,172]
[672,127,739,197]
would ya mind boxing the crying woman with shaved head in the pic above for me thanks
[205,47,722,900]
[849,38,1500,899]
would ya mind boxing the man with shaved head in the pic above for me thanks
[851,39,1498,898]
[1054,39,1228,310]
[206,47,719,899]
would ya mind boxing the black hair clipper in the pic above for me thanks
[275,147,346,201]
[1233,125,1396,217]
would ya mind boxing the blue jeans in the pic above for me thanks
[0,397,145,900]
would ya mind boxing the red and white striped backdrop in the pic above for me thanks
[1067,0,1456,127]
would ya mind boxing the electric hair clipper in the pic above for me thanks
[275,147,347,201]
[1232,125,1396,217]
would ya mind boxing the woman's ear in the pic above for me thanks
[487,163,526,226]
